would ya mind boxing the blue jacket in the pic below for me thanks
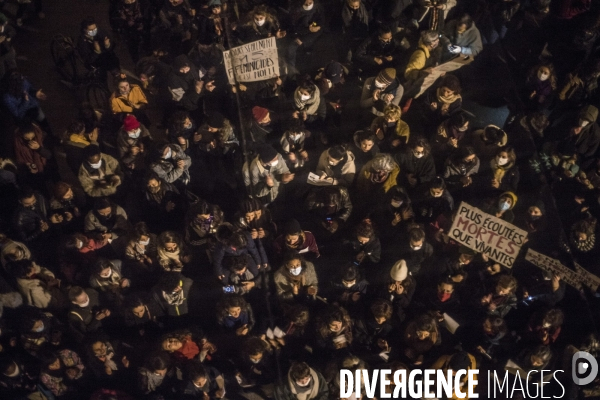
[3,78,39,120]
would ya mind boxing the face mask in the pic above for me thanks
[391,200,402,208]
[529,213,541,221]
[411,245,422,251]
[374,80,386,89]
[458,125,469,132]
[25,204,36,211]
[250,358,261,364]
[538,72,550,81]
[297,378,312,387]
[100,269,113,279]
[128,128,141,139]
[580,120,590,127]
[497,157,509,166]
[499,201,510,211]
[88,29,98,37]
[5,364,19,377]
[255,19,266,26]
[164,148,172,159]
[290,266,302,276]
[414,152,424,159]
[343,282,354,288]
[290,133,302,141]
[303,3,314,10]
[438,291,452,302]
[76,240,84,249]
[387,121,396,127]
[34,323,45,333]
[139,239,150,246]
[89,161,102,169]
[431,191,443,198]
[79,298,90,308]
[300,94,311,101]
[270,160,279,168]
[184,122,193,130]
[329,160,339,166]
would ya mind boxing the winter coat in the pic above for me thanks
[78,153,123,197]
[444,20,483,56]
[150,144,192,184]
[315,150,356,187]
[274,261,318,301]
[243,153,291,203]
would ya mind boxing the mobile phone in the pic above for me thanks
[353,261,360,266]
[223,285,235,293]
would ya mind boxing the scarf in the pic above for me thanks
[288,368,320,400]
[69,133,92,145]
[571,232,596,252]
[94,268,122,289]
[157,247,181,268]
[436,88,461,113]
[15,126,47,173]
[141,368,165,392]
[162,287,185,306]
[490,158,514,184]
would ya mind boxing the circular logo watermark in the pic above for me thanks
[572,351,599,386]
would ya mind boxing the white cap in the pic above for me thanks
[390,260,408,281]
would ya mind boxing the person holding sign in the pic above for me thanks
[287,0,325,70]
[481,191,518,223]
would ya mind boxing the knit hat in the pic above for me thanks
[123,115,140,131]
[500,191,518,207]
[448,351,471,371]
[252,106,269,122]
[377,68,397,85]
[325,62,344,84]
[390,260,408,281]
[257,145,278,163]
[284,219,302,235]
[207,112,225,129]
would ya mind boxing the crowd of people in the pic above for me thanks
[0,0,599,399]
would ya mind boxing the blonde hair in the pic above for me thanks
[384,104,401,121]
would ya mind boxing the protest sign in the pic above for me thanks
[525,249,583,289]
[448,202,527,267]
[415,55,473,98]
[223,37,280,85]
[575,262,600,291]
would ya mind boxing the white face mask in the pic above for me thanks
[100,269,113,279]
[88,29,98,37]
[164,148,172,159]
[255,19,266,26]
[79,297,90,308]
[76,240,84,249]
[411,244,422,251]
[497,157,509,166]
[326,79,332,88]
[580,120,590,127]
[414,152,424,159]
[89,160,102,169]
[329,160,339,166]
[290,133,302,141]
[34,322,45,333]
[374,80,386,89]
[269,160,279,168]
[297,377,312,387]
[537,72,550,81]
[128,128,141,139]
[300,94,311,101]
[5,364,19,377]
[458,125,469,132]
[290,266,302,276]
[139,239,150,246]
[431,191,443,198]
[391,200,402,208]
[303,3,314,10]
[250,357,261,364]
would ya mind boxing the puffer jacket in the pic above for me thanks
[150,144,191,184]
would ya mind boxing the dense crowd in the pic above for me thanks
[0,0,599,399]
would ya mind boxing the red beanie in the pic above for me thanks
[252,106,269,122]
[123,115,140,131]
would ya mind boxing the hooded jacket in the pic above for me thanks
[565,105,600,159]
[167,55,204,110]
[315,150,356,187]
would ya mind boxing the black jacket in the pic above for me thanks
[166,55,204,111]
[395,151,436,187]
[13,192,50,243]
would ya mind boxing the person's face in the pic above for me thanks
[386,115,398,123]
[162,146,172,158]
[63,188,74,201]
[249,352,263,363]
[417,330,430,340]
[329,321,343,332]
[163,338,182,352]
[286,234,300,245]
[530,356,544,367]
[74,292,90,307]
[303,0,314,7]
[438,283,454,295]
[463,155,476,164]
[132,305,146,318]
[32,320,44,332]
[92,341,108,357]
[20,195,37,209]
[299,88,311,98]
[179,66,191,74]
[374,315,387,325]
[486,263,501,275]
[430,188,444,197]
[147,178,161,194]
[458,254,472,265]
[228,306,242,319]
[482,319,493,334]
[154,368,167,377]
[498,151,508,160]
[48,358,61,370]
[528,206,542,217]
[577,232,588,241]
[245,211,256,222]
[440,87,454,98]
[118,82,131,96]
[413,146,425,158]
[22,132,36,142]
[236,266,247,276]
[496,285,510,296]
[357,235,369,245]
[255,209,262,220]
[260,113,271,125]
[456,23,467,34]
[342,279,355,288]
[97,207,112,218]
[500,196,513,208]
[361,140,374,152]
[139,234,150,243]
[193,376,208,387]
[254,16,266,25]
[410,238,424,248]
[428,37,439,50]
[86,24,98,36]
[195,214,211,223]
[379,32,392,44]
[99,267,112,279]
[297,376,312,386]
[287,259,302,273]
[347,0,360,10]
[212,5,222,14]
[88,154,101,165]
[164,242,178,252]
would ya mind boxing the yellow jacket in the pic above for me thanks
[110,85,148,114]
[431,353,478,400]
[404,42,431,81]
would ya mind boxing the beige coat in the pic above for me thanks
[16,263,63,309]
[315,150,356,187]
[274,261,318,301]
[78,153,123,197]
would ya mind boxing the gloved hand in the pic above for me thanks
[449,45,462,54]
